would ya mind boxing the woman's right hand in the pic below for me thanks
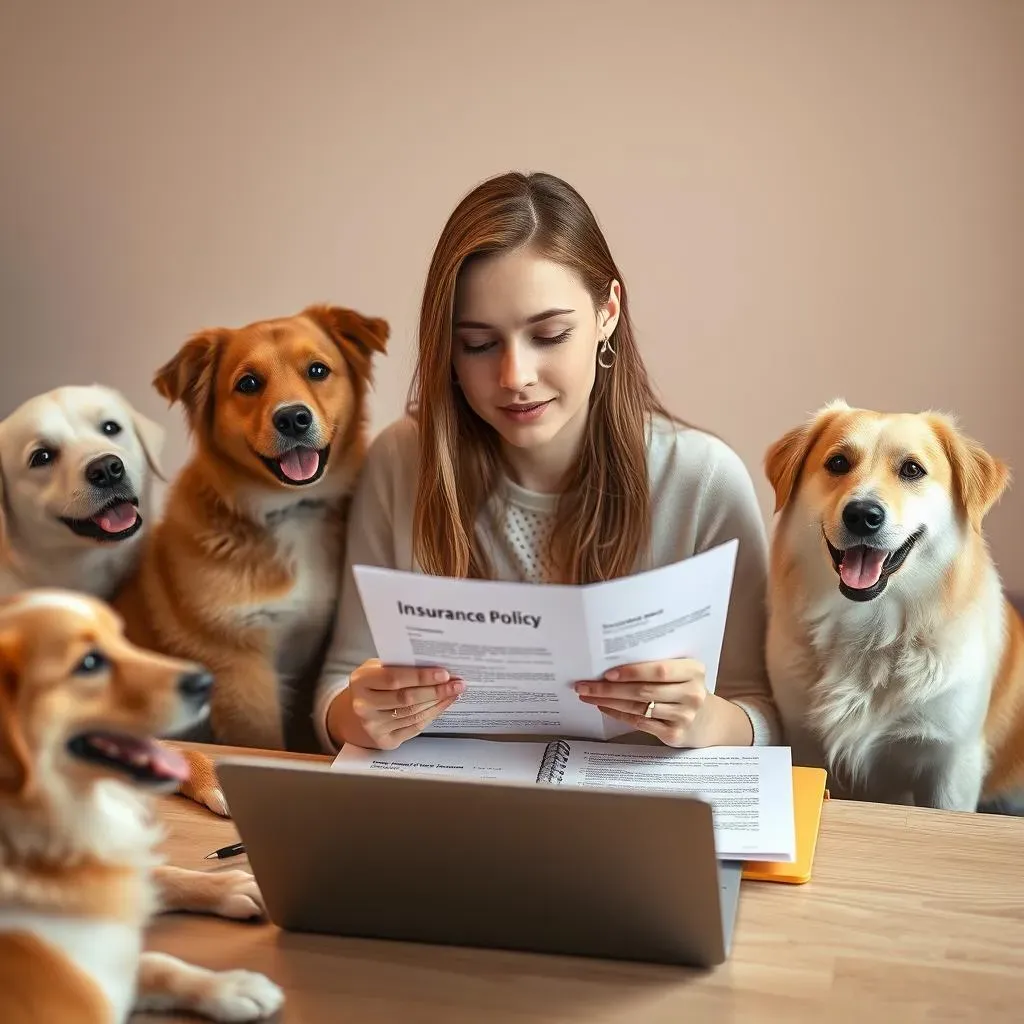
[328,658,465,750]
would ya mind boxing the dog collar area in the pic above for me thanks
[262,498,331,526]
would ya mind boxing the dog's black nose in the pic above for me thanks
[178,669,215,702]
[273,404,314,439]
[85,454,125,489]
[842,499,886,537]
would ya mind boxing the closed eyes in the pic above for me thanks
[459,328,574,355]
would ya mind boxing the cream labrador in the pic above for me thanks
[0,385,165,601]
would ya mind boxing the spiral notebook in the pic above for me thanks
[333,736,797,863]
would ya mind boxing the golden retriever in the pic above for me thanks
[764,400,1024,811]
[0,589,284,1023]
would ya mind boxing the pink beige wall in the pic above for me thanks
[2,1,1022,585]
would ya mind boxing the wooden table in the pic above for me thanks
[135,744,1024,1022]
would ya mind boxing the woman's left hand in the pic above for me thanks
[574,659,715,747]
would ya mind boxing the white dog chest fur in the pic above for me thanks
[783,585,1004,802]
[0,912,143,1022]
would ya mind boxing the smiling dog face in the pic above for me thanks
[0,385,165,554]
[153,304,388,496]
[0,589,212,803]
[765,400,1009,603]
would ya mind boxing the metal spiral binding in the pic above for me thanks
[535,739,571,784]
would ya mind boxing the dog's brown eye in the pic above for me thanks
[308,362,331,380]
[28,447,56,469]
[825,454,850,475]
[75,650,108,675]
[235,374,262,395]
[900,460,926,480]
[101,420,122,436]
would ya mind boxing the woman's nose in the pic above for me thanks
[499,343,536,391]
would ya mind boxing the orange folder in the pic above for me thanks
[742,766,829,884]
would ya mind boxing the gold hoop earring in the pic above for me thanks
[597,336,616,370]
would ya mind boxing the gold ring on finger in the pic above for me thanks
[644,700,656,719]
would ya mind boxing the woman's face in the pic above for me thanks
[451,247,619,486]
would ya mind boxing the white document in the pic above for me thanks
[331,737,547,781]
[352,538,738,740]
[552,741,795,861]
[333,736,796,862]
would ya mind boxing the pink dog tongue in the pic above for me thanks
[840,546,887,589]
[278,448,320,482]
[87,732,190,783]
[149,743,190,783]
[92,502,139,534]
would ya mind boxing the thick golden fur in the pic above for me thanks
[982,602,1024,797]
[0,589,283,1023]
[764,400,1024,810]
[114,304,387,813]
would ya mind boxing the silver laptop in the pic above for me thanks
[215,755,744,968]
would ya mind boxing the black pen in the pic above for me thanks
[204,841,246,860]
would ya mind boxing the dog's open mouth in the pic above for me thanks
[60,498,141,542]
[260,445,330,486]
[67,729,189,786]
[824,528,925,602]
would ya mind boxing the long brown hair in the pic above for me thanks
[408,171,678,583]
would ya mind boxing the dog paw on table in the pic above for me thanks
[178,747,231,817]
[208,869,267,921]
[153,865,267,921]
[193,969,285,1022]
[136,952,284,1022]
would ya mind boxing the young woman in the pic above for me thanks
[314,171,780,752]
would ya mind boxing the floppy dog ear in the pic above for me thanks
[302,304,390,380]
[764,401,849,513]
[129,408,168,483]
[928,414,1010,533]
[0,629,32,798]
[152,330,226,426]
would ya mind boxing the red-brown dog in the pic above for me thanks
[115,303,387,814]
